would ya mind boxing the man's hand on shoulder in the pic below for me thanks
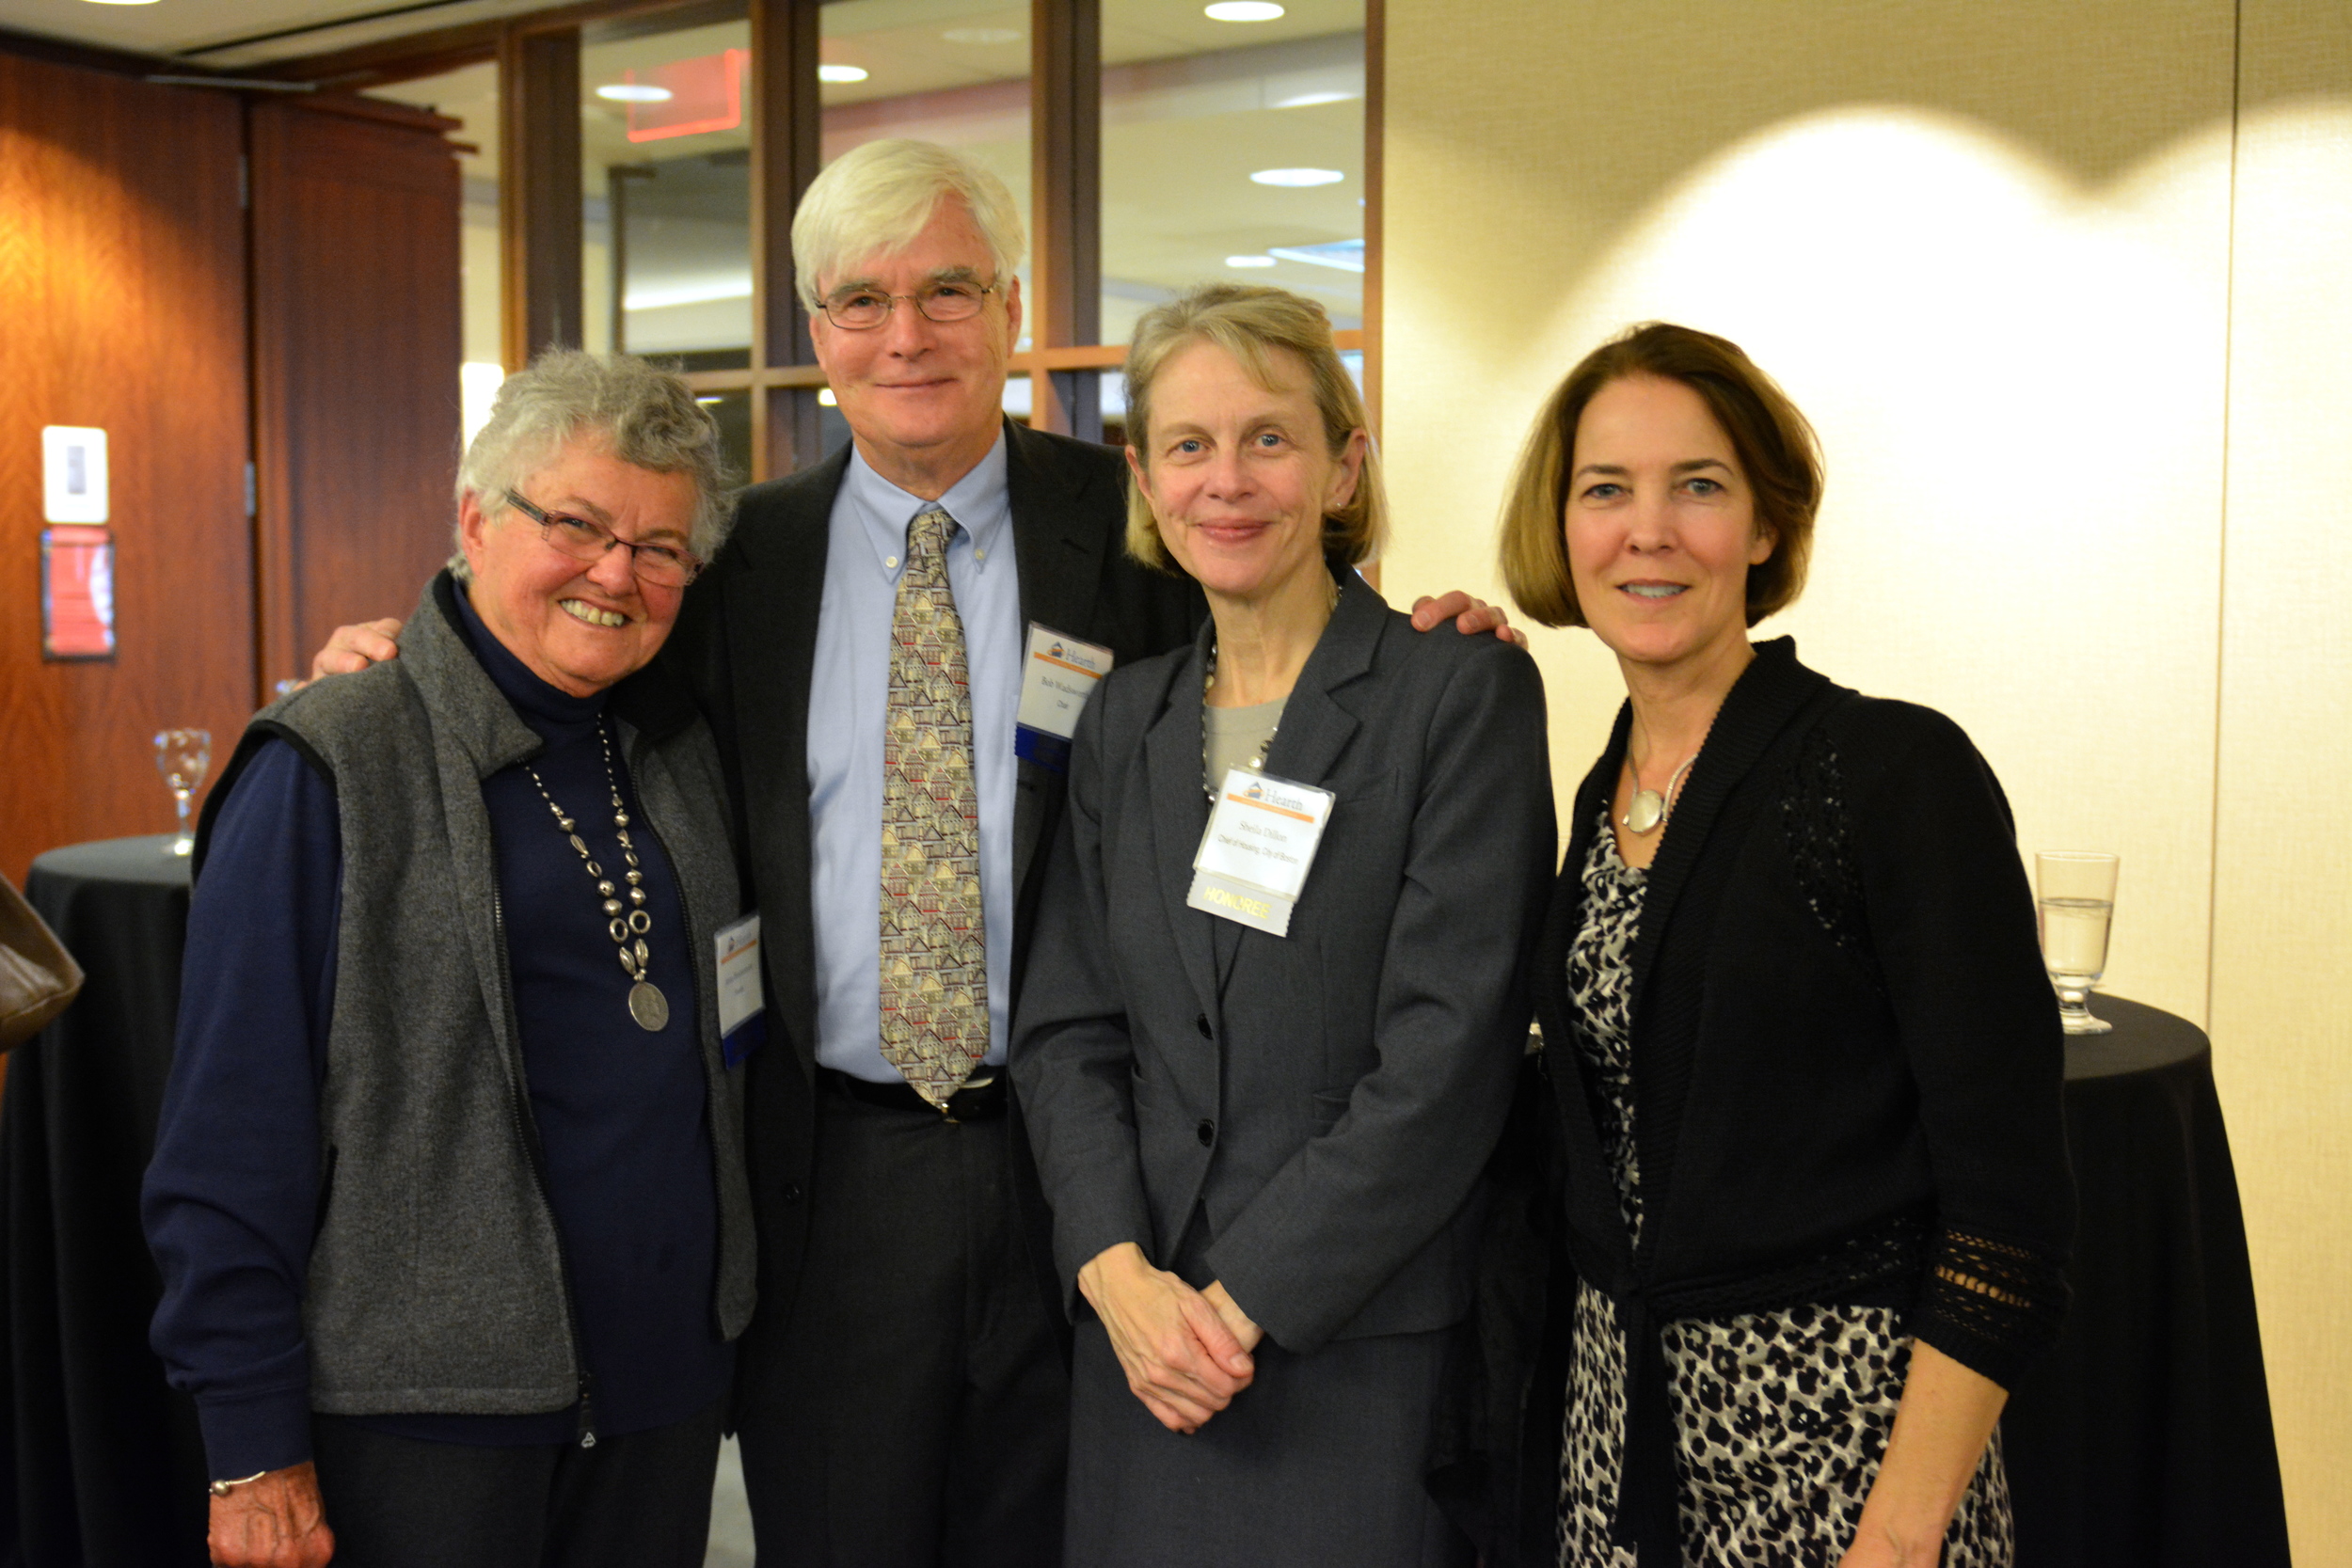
[209,1462,334,1568]
[1410,591,1525,648]
[306,618,405,684]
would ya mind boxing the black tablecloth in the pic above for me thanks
[2005,992,2292,1566]
[1,836,207,1565]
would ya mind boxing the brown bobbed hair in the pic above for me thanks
[1498,322,1820,628]
[1122,282,1386,574]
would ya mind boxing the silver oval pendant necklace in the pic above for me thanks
[526,721,670,1032]
[1621,750,1698,836]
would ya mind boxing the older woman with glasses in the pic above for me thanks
[143,352,755,1568]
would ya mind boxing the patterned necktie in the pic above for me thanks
[880,505,988,1107]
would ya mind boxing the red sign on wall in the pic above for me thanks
[626,49,747,143]
[41,525,115,660]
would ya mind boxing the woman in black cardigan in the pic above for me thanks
[1496,324,2072,1567]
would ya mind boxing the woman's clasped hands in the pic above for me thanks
[1077,1243,1263,1434]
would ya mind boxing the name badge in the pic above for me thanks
[1014,623,1114,773]
[714,911,766,1068]
[1185,769,1335,938]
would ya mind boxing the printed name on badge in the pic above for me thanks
[1186,769,1335,938]
[714,912,766,1067]
[1014,624,1114,773]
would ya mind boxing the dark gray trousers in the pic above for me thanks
[736,1089,1068,1568]
[310,1402,723,1568]
[1066,1318,1471,1568]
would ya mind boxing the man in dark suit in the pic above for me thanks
[315,137,1512,1568]
[669,141,1200,1568]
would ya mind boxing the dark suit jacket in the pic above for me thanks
[663,420,1203,1365]
[1010,570,1555,1354]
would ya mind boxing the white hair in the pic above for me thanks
[791,138,1025,311]
[450,350,735,579]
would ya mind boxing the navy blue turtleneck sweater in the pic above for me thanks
[145,587,732,1479]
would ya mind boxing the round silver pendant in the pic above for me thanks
[1622,788,1667,835]
[628,980,671,1032]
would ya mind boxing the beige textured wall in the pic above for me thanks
[2212,1,2352,1551]
[1383,0,2349,1555]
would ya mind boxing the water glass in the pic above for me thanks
[154,729,213,857]
[2036,851,2119,1036]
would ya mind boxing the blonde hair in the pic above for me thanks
[1499,322,1820,628]
[791,139,1025,309]
[1121,282,1385,573]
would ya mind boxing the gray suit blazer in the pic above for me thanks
[1011,570,1555,1354]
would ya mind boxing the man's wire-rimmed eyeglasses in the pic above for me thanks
[819,279,1000,331]
[504,490,703,589]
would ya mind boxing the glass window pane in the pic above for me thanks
[1098,368,1129,448]
[999,372,1035,427]
[818,1,1032,345]
[1100,0,1364,348]
[583,7,755,369]
[1098,354,1358,451]
[816,388,851,462]
[367,63,502,437]
[696,389,755,482]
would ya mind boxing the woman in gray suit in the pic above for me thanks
[1011,283,1555,1567]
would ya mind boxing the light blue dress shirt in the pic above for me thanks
[808,436,1022,1082]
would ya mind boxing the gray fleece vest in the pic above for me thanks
[246,578,755,1418]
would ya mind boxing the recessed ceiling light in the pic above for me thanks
[942,26,1023,44]
[818,64,869,84]
[1249,167,1343,187]
[818,388,840,407]
[1225,255,1278,268]
[1273,90,1357,109]
[1205,2,1284,20]
[596,83,673,103]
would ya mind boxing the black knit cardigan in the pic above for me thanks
[1532,638,2074,1557]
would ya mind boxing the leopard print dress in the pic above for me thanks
[1556,815,2014,1567]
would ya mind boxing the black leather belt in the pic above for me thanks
[817,1066,1008,1123]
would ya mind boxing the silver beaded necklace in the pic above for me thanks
[1200,660,1281,801]
[524,721,670,1032]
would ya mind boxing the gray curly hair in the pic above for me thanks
[451,350,735,580]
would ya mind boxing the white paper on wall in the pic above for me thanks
[41,426,109,524]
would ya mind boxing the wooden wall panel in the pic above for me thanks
[499,26,583,366]
[250,97,464,694]
[0,55,251,885]
[1029,0,1102,439]
[751,0,822,478]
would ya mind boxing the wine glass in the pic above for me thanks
[2036,851,2119,1035]
[153,729,213,857]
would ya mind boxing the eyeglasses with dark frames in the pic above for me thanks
[503,491,703,588]
[818,279,1000,331]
